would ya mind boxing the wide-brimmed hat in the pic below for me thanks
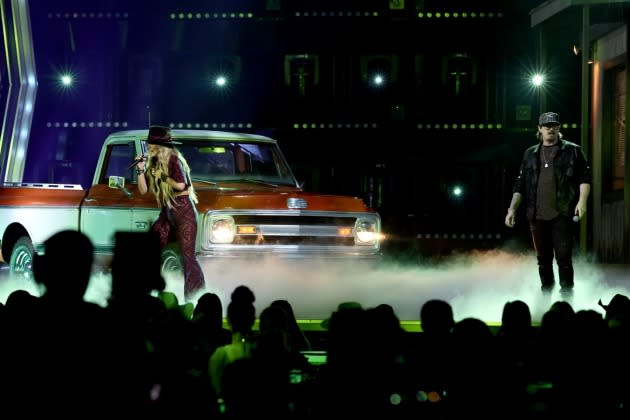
[147,125,181,147]
[598,293,630,319]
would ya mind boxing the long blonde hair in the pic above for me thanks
[146,146,198,209]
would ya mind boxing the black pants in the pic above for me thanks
[529,216,574,290]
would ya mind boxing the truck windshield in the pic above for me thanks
[177,141,298,186]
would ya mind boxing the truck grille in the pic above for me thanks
[233,235,355,246]
[200,210,380,256]
[233,215,356,226]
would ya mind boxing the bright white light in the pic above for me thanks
[356,230,377,243]
[531,74,544,87]
[61,74,73,86]
[451,185,464,199]
[210,217,235,243]
[215,76,227,87]
[355,220,378,245]
[372,74,384,86]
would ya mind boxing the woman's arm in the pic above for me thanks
[162,155,187,191]
[158,170,186,191]
[136,156,148,194]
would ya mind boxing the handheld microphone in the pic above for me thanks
[127,155,147,169]
[573,215,580,222]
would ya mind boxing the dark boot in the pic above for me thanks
[539,265,555,292]
[558,264,574,290]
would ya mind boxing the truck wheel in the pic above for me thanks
[161,243,183,278]
[9,236,35,280]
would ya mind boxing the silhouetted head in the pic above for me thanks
[259,304,290,334]
[271,299,294,319]
[549,300,575,317]
[270,299,312,351]
[420,299,455,335]
[230,285,255,305]
[5,289,38,312]
[370,303,401,332]
[226,286,256,334]
[452,317,493,341]
[599,293,630,321]
[194,292,224,327]
[321,301,363,329]
[500,300,531,335]
[33,230,94,301]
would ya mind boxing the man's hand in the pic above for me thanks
[505,208,516,228]
[574,200,587,220]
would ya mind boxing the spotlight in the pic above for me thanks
[530,73,544,87]
[214,75,228,88]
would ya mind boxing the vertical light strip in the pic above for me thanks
[2,0,36,182]
[0,0,15,181]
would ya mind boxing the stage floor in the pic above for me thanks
[2,249,628,327]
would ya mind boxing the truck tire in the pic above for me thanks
[9,236,35,281]
[161,243,183,278]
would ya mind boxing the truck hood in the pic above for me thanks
[194,182,372,212]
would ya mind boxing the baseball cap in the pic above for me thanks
[539,112,560,126]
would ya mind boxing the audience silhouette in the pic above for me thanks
[209,284,257,398]
[2,230,115,416]
[0,228,628,419]
[271,299,312,351]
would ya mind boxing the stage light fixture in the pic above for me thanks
[361,55,398,88]
[284,54,319,97]
[208,56,241,88]
[442,53,476,95]
[214,75,228,87]
[531,73,544,87]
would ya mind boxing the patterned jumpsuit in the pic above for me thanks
[151,154,205,298]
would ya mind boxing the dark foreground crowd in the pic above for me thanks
[0,230,629,419]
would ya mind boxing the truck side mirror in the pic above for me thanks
[108,176,125,189]
[108,175,132,197]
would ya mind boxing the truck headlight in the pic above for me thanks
[210,215,236,244]
[355,219,378,245]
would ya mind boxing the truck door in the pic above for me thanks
[81,141,157,254]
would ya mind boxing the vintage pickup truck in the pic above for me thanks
[0,129,382,279]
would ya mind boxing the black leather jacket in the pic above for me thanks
[512,139,592,221]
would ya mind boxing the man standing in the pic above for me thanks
[504,112,591,294]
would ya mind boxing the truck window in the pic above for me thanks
[242,145,277,176]
[100,143,136,184]
[234,146,250,174]
[181,145,235,176]
[177,141,297,185]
